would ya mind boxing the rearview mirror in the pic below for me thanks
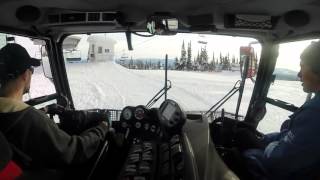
[40,45,53,80]
[147,15,178,35]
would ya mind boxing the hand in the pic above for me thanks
[234,128,265,151]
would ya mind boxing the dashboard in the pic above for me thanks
[115,100,186,142]
[108,99,197,180]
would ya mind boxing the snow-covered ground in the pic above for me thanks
[29,61,305,133]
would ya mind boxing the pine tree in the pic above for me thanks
[211,52,216,71]
[200,47,208,71]
[232,55,236,64]
[187,41,192,70]
[195,51,200,71]
[222,55,231,70]
[174,57,179,70]
[180,41,187,70]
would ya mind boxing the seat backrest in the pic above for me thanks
[0,131,22,180]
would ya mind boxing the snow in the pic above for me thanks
[29,61,306,133]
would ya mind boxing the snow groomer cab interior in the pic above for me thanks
[0,0,320,179]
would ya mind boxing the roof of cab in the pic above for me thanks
[0,0,319,41]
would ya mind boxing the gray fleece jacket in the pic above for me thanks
[0,97,108,168]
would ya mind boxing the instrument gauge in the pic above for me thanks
[122,108,132,120]
[134,107,145,120]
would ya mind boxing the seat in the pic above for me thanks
[0,131,22,180]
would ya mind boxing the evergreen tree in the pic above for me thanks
[222,55,231,70]
[211,51,216,71]
[195,51,200,71]
[180,40,187,70]
[219,52,223,64]
[187,41,192,70]
[200,47,208,71]
[232,55,236,64]
[174,57,179,70]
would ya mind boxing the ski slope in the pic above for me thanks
[30,61,304,133]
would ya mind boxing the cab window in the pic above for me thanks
[258,39,318,133]
[0,33,56,102]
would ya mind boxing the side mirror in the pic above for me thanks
[147,15,178,35]
[40,45,53,80]
[240,46,258,79]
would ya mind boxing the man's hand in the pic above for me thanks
[60,109,109,134]
[234,128,265,151]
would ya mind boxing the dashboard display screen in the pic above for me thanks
[162,103,176,121]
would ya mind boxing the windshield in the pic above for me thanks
[63,33,261,115]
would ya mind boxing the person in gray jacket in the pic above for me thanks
[0,43,109,168]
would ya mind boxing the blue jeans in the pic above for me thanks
[243,149,269,180]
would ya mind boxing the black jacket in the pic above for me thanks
[0,97,108,168]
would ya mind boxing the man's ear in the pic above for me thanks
[20,70,29,82]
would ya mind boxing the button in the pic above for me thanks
[135,122,141,129]
[144,123,150,130]
[150,125,156,132]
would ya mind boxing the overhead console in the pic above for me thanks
[44,10,123,26]
[111,99,197,180]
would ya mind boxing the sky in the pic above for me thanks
[7,33,319,72]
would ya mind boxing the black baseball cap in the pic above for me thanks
[0,43,41,81]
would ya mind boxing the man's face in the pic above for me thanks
[298,60,320,93]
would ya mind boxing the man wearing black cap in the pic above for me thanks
[0,44,109,168]
[238,41,320,180]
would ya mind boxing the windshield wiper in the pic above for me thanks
[146,54,171,108]
[205,80,241,116]
[146,80,172,108]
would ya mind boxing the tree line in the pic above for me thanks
[175,40,241,71]
[117,40,258,71]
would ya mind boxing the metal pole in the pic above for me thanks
[165,54,168,100]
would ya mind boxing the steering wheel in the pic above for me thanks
[212,112,264,149]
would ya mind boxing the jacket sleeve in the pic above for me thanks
[262,109,320,177]
[17,107,109,167]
